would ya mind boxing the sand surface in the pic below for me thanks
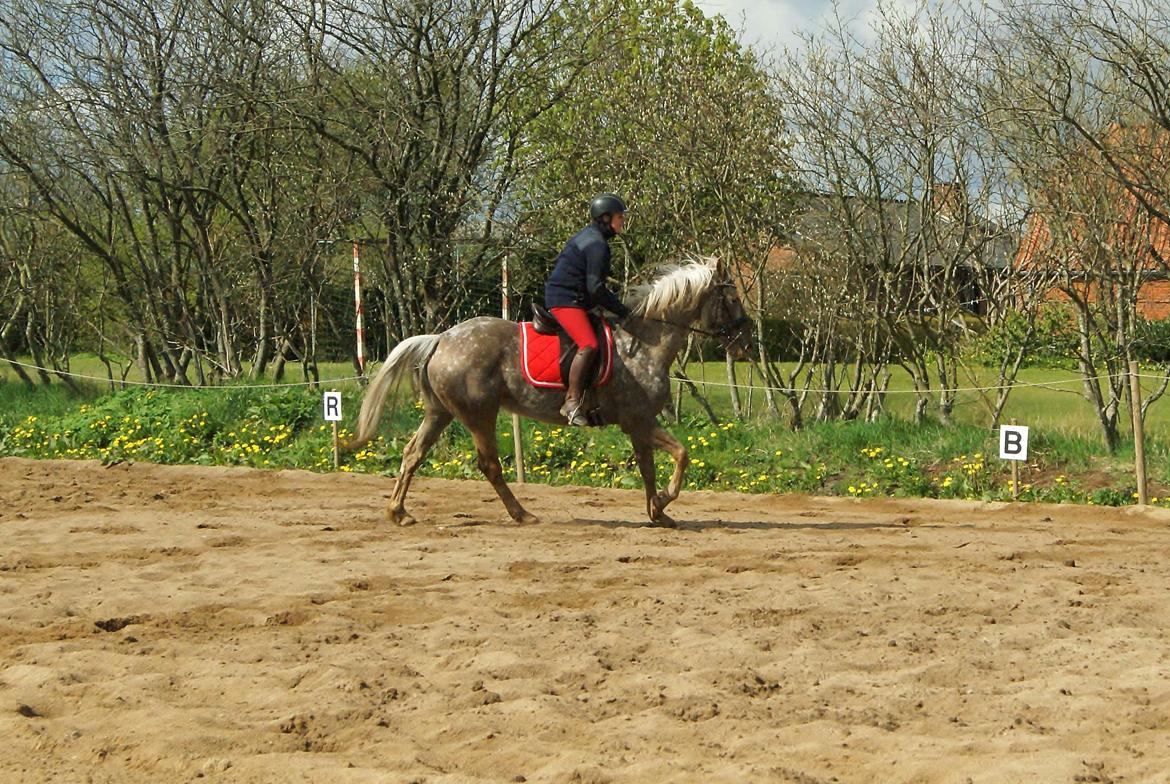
[3,456,1170,783]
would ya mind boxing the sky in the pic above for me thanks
[693,0,887,53]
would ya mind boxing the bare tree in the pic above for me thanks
[774,2,1026,425]
[289,0,591,340]
[0,0,361,383]
[0,170,87,389]
[981,0,1170,450]
[0,170,38,387]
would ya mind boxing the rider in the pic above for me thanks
[545,193,632,426]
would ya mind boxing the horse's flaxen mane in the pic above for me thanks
[628,257,717,320]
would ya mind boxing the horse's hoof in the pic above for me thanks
[649,495,675,525]
[387,508,416,527]
[649,512,677,528]
[514,511,542,525]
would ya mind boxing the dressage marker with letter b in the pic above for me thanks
[999,425,1028,461]
[1000,424,1029,500]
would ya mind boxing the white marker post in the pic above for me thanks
[999,423,1029,500]
[323,391,343,468]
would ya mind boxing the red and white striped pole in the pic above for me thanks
[353,240,366,377]
[501,252,510,320]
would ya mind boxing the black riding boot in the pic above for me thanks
[560,346,598,426]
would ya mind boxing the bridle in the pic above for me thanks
[706,282,752,345]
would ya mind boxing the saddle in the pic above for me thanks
[518,304,614,394]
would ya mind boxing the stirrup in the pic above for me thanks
[559,399,589,427]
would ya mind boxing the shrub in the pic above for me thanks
[962,304,1079,369]
[1134,316,1170,363]
[0,380,1157,508]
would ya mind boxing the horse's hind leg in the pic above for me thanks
[388,409,453,526]
[466,417,540,525]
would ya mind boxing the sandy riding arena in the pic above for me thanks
[3,458,1170,783]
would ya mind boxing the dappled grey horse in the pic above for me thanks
[347,257,753,526]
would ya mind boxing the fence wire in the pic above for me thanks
[2,358,363,390]
[1,357,1158,398]
[674,371,1148,396]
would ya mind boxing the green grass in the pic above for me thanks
[2,353,1163,507]
[684,362,1164,434]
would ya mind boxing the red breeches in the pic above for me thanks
[549,307,598,350]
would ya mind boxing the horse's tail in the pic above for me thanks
[345,334,442,450]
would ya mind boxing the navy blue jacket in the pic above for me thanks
[544,223,631,318]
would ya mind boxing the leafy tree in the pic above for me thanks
[503,0,794,421]
[510,0,792,286]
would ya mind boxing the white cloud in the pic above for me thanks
[694,0,887,53]
[693,0,809,52]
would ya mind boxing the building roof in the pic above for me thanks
[765,188,1017,272]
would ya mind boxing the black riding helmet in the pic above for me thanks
[588,193,627,222]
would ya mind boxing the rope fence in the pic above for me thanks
[1,358,364,390]
[2,356,1165,397]
[672,370,1159,396]
[3,356,1161,499]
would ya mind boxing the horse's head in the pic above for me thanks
[631,257,755,358]
[699,258,755,359]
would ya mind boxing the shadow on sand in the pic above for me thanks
[569,517,940,533]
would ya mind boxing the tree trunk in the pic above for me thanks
[725,351,742,420]
[672,369,720,424]
[0,350,35,388]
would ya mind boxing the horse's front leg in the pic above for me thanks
[629,432,673,527]
[629,428,682,528]
[650,424,688,515]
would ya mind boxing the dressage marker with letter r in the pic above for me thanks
[323,391,342,468]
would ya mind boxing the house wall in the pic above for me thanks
[1013,124,1170,321]
[1041,281,1170,320]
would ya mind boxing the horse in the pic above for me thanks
[346,256,754,527]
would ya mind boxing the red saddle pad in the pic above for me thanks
[518,321,615,389]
